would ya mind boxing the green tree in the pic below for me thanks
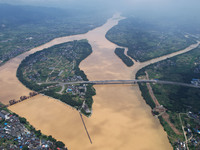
[35,130,41,137]
[22,146,29,150]
[19,117,27,124]
[55,141,65,148]
[47,135,56,142]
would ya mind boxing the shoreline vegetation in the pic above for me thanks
[0,4,112,66]
[114,48,134,67]
[0,103,67,149]
[136,47,200,149]
[17,40,96,117]
[106,17,196,62]
[2,8,199,148]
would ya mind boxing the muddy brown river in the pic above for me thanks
[1,13,199,149]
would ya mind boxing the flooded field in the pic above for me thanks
[3,13,199,149]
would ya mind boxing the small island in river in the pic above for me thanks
[114,48,134,67]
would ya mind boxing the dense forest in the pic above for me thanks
[114,48,134,67]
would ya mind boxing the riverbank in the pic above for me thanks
[105,17,196,62]
[16,40,95,116]
[0,13,187,149]
[136,46,200,149]
[0,103,67,149]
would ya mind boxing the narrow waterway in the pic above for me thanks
[2,13,199,150]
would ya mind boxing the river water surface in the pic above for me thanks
[2,13,199,150]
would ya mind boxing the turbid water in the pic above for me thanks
[2,13,199,149]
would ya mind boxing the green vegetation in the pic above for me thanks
[106,17,196,62]
[55,141,65,148]
[137,68,155,109]
[17,40,95,116]
[158,115,184,147]
[19,117,27,124]
[138,83,155,109]
[180,113,200,150]
[137,47,200,112]
[0,4,112,65]
[114,48,134,67]
[136,47,200,149]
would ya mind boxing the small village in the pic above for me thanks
[191,78,200,86]
[142,72,200,150]
[176,111,200,150]
[16,40,94,116]
[64,84,91,114]
[22,41,84,84]
[66,84,87,96]
[0,36,41,64]
[0,109,67,149]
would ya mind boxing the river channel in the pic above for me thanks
[2,13,199,149]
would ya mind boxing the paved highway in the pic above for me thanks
[59,79,200,89]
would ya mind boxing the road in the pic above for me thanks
[179,113,189,150]
[58,79,200,89]
[38,79,200,94]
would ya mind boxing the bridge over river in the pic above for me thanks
[58,79,200,89]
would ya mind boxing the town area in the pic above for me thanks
[0,107,68,150]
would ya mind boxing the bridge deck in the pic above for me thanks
[59,80,200,89]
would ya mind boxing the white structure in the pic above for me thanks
[0,110,10,120]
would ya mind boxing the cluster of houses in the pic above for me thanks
[0,30,57,64]
[176,141,187,150]
[23,42,85,85]
[65,76,83,82]
[66,84,92,114]
[0,110,67,150]
[194,62,200,74]
[176,128,199,150]
[49,75,83,84]
[81,101,91,114]
[0,41,34,64]
[66,84,87,97]
[175,111,200,150]
[154,59,176,69]
[188,111,200,124]
[184,112,200,148]
[191,78,200,86]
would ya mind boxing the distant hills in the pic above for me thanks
[0,3,112,63]
[0,4,69,27]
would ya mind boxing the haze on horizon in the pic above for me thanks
[0,0,200,23]
[0,0,200,150]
